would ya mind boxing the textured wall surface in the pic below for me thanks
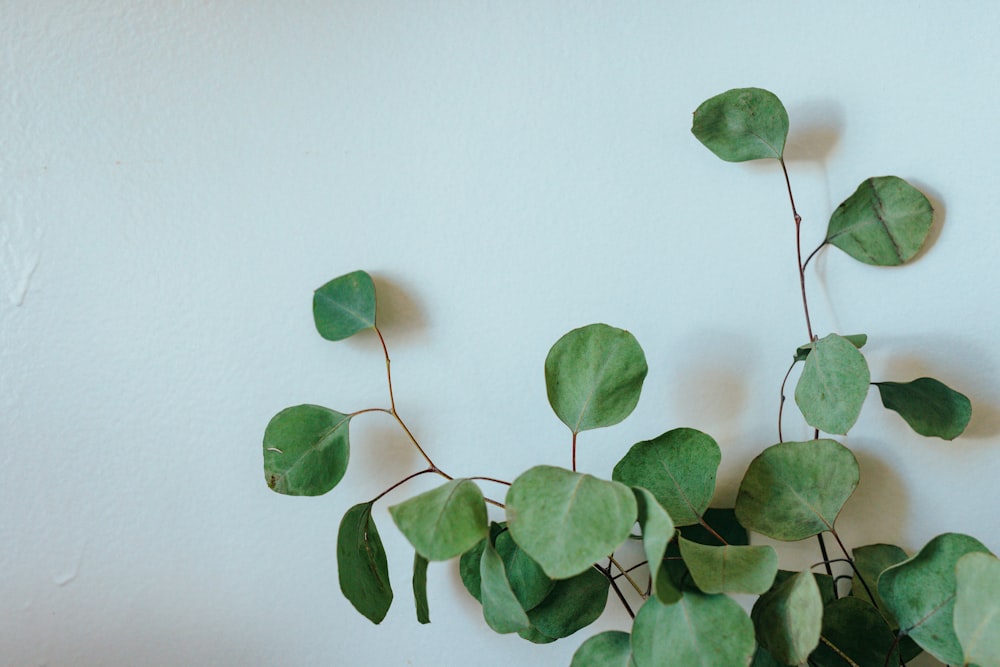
[3,3,999,665]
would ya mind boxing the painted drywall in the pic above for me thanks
[2,3,998,665]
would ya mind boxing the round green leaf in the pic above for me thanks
[388,479,488,561]
[954,552,1000,667]
[825,176,934,266]
[878,532,992,665]
[678,538,778,595]
[545,324,647,433]
[631,593,756,667]
[875,377,972,440]
[480,539,531,634]
[664,508,749,592]
[526,566,610,639]
[337,502,392,624]
[794,334,871,435]
[633,487,679,603]
[751,571,822,665]
[506,465,637,579]
[312,270,377,341]
[263,404,351,496]
[735,439,859,541]
[495,530,554,611]
[810,597,899,667]
[570,631,634,667]
[691,87,788,162]
[612,428,721,526]
[851,543,908,623]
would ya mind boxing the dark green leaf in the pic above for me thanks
[678,538,778,595]
[312,270,377,341]
[336,502,392,624]
[691,87,788,162]
[545,324,647,433]
[612,428,721,526]
[752,571,822,665]
[851,543,908,623]
[494,530,553,611]
[794,333,867,362]
[633,487,678,603]
[794,334,871,435]
[632,593,756,667]
[875,377,972,440]
[570,631,634,667]
[459,538,487,603]
[735,439,859,541]
[412,553,430,624]
[480,539,530,633]
[954,552,1000,667]
[810,597,899,667]
[517,625,558,644]
[263,404,351,496]
[526,566,610,639]
[825,176,934,266]
[389,479,488,561]
[506,465,637,579]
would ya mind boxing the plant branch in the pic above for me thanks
[778,359,797,442]
[369,468,437,504]
[830,529,878,609]
[699,516,728,546]
[597,563,635,619]
[572,431,578,472]
[780,157,815,342]
[609,555,645,597]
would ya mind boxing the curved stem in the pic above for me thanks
[467,476,512,486]
[369,468,437,504]
[778,359,797,442]
[802,241,827,271]
[780,158,815,342]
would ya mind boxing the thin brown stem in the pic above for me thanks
[370,468,437,504]
[780,157,815,342]
[802,241,826,271]
[778,359,797,442]
[609,555,645,597]
[572,431,578,472]
[598,563,636,619]
[699,516,728,546]
[830,529,878,609]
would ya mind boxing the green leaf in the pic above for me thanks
[458,523,506,603]
[878,532,992,665]
[664,508,749,592]
[851,543,908,624]
[263,404,351,496]
[389,479,488,561]
[312,270,377,341]
[631,593,756,667]
[612,428,721,526]
[825,176,934,266]
[494,530,554,611]
[545,324,647,433]
[517,626,558,644]
[735,439,859,541]
[506,466,637,579]
[794,333,867,362]
[794,333,871,435]
[480,539,531,634]
[678,538,778,595]
[810,597,899,667]
[691,87,789,162]
[954,552,1000,667]
[336,502,392,624]
[875,377,972,440]
[633,487,679,603]
[571,631,634,667]
[752,571,823,665]
[526,566,610,639]
[412,553,430,624]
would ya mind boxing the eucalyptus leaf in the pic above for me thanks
[851,543,908,622]
[612,428,721,526]
[954,552,1000,667]
[480,539,531,633]
[517,626,558,644]
[526,566,610,639]
[313,270,377,341]
[678,538,778,595]
[794,333,871,435]
[794,333,867,362]
[664,508,749,592]
[633,487,678,603]
[263,404,351,496]
[389,479,488,561]
[336,502,392,624]
[691,87,789,161]
[751,571,822,666]
[878,532,992,665]
[631,593,756,667]
[735,439,859,541]
[494,530,554,611]
[545,323,647,433]
[875,377,972,440]
[825,176,934,266]
[810,597,899,667]
[570,631,634,667]
[506,465,637,579]
[412,553,430,624]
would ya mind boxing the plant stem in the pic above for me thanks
[599,563,636,619]
[780,157,815,342]
[699,516,728,545]
[830,529,879,609]
[609,555,645,597]
[778,359,796,442]
[572,431,578,472]
[369,468,437,504]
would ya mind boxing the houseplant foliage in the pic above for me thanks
[263,88,998,666]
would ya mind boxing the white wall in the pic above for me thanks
[3,3,998,665]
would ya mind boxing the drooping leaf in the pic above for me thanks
[412,553,430,624]
[678,538,778,595]
[851,543,908,621]
[389,479,488,561]
[691,87,789,162]
[525,566,610,639]
[878,532,992,665]
[825,176,934,266]
[570,631,634,667]
[612,428,721,526]
[545,324,647,433]
[633,487,678,603]
[875,377,972,440]
[458,523,506,603]
[664,508,749,592]
[312,270,377,341]
[735,439,859,541]
[336,502,392,624]
[794,333,871,435]
[794,333,867,362]
[263,404,351,496]
[751,571,823,665]
[480,539,531,634]
[954,552,1000,667]
[631,593,756,667]
[506,466,637,579]
[494,530,554,611]
[810,597,899,667]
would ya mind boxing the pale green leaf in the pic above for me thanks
[810,597,899,667]
[751,571,822,665]
[876,377,972,440]
[794,333,871,435]
[389,479,488,561]
[794,333,867,362]
[825,176,934,266]
[570,631,634,667]
[312,270,376,341]
[336,502,392,624]
[954,552,1000,667]
[412,553,430,624]
[691,87,788,162]
[480,539,530,633]
[526,566,609,639]
[633,487,678,603]
[263,404,351,496]
[678,538,778,595]
[664,508,748,592]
